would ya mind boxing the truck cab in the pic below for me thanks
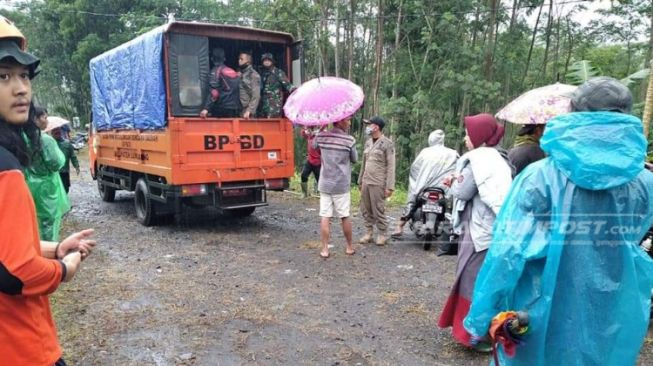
[89,22,301,225]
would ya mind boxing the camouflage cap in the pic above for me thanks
[261,52,274,63]
[570,76,632,114]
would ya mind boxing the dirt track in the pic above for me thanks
[52,151,652,365]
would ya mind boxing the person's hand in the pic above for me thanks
[75,167,80,175]
[57,229,96,260]
[442,174,456,187]
[385,189,394,198]
[199,109,209,119]
[243,111,251,119]
[61,251,82,282]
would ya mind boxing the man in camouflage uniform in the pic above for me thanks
[238,51,261,119]
[259,52,296,118]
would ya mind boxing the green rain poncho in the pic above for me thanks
[24,132,70,241]
[464,111,653,366]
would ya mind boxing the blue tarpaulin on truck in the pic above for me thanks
[90,26,167,130]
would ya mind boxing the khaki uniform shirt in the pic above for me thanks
[239,65,261,116]
[358,135,396,190]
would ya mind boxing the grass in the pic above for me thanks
[288,171,408,208]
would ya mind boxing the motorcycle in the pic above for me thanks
[408,187,448,251]
[71,132,88,150]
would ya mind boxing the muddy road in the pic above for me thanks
[52,151,652,366]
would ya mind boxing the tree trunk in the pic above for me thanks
[372,0,384,115]
[642,59,653,137]
[390,0,403,138]
[482,0,498,82]
[539,0,554,81]
[563,16,574,79]
[521,0,544,88]
[509,0,519,31]
[626,40,632,76]
[553,16,561,81]
[503,0,520,101]
[648,3,653,66]
[335,3,340,77]
[348,0,356,80]
[470,5,481,49]
[321,4,330,75]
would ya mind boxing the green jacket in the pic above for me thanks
[55,138,79,173]
[24,133,70,241]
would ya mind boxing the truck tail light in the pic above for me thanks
[181,184,207,196]
[265,179,286,190]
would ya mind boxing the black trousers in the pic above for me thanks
[59,172,70,194]
[301,160,320,183]
[55,358,67,366]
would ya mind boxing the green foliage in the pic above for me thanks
[621,68,650,87]
[565,60,601,85]
[2,0,649,186]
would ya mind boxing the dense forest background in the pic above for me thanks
[2,0,651,185]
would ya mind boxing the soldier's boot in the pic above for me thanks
[376,234,388,246]
[359,228,374,244]
[300,182,309,198]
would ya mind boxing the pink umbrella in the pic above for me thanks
[283,77,365,126]
[496,83,577,125]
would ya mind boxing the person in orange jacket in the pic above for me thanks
[0,16,96,366]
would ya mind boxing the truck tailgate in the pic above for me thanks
[170,117,294,185]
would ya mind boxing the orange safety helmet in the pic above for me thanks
[0,15,26,50]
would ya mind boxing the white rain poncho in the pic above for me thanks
[404,130,458,215]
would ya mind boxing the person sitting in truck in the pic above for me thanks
[200,47,241,119]
[238,50,261,119]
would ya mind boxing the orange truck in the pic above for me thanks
[89,22,301,225]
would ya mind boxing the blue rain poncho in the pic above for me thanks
[464,111,653,366]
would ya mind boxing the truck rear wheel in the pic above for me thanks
[98,179,116,202]
[135,178,157,226]
[226,207,256,217]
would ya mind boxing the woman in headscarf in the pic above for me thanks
[437,113,513,350]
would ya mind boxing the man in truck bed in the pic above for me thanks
[200,47,241,119]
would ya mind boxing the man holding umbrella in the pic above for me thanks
[314,118,358,258]
[283,76,365,258]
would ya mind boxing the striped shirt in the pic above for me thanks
[314,127,358,194]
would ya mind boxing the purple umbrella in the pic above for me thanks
[283,77,365,126]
